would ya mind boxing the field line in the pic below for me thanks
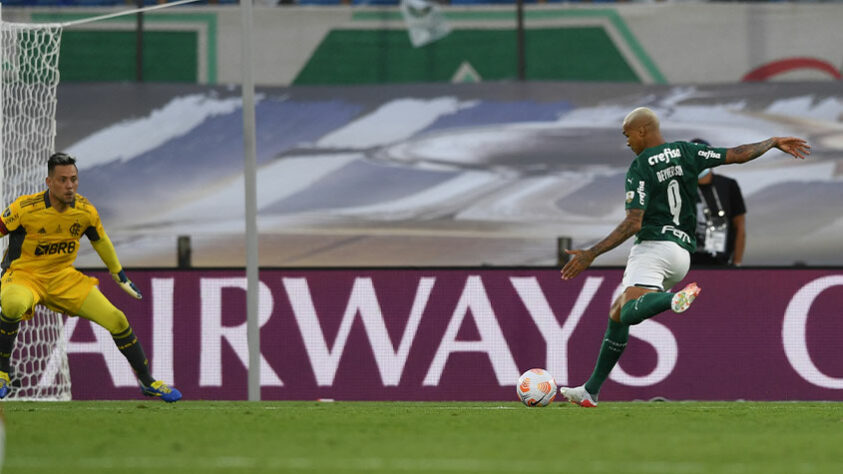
[6,456,841,473]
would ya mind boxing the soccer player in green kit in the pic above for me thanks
[559,107,810,407]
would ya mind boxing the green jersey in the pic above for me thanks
[625,141,728,252]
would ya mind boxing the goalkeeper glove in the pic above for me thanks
[112,270,143,300]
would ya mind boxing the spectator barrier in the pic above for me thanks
[64,268,843,401]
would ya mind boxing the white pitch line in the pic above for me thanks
[6,456,838,473]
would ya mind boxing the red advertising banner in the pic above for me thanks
[64,269,843,402]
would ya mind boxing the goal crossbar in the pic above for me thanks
[59,0,203,28]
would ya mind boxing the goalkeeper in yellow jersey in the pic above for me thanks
[0,152,181,402]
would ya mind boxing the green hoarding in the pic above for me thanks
[294,27,639,85]
[59,31,197,82]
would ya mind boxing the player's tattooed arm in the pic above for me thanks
[588,208,644,256]
[725,139,775,164]
[561,209,643,280]
[726,137,810,164]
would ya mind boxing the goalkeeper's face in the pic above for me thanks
[46,164,79,207]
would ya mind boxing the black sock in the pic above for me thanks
[0,313,21,374]
[113,327,155,386]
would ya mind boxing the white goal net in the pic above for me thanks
[0,12,70,400]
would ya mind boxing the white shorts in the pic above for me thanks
[621,240,690,292]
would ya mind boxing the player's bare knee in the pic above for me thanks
[609,300,622,322]
[609,309,621,323]
[609,294,623,322]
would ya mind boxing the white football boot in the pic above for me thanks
[671,282,701,313]
[559,385,598,408]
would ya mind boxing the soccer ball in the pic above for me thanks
[517,368,557,407]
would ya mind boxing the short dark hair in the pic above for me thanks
[48,152,77,175]
[690,138,710,146]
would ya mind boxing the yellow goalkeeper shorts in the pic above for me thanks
[1,266,98,318]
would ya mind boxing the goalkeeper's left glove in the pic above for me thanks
[112,270,143,299]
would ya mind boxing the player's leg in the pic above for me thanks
[618,241,698,325]
[49,268,180,401]
[564,285,659,406]
[561,293,631,407]
[0,278,40,398]
[584,285,668,395]
[0,285,34,370]
[565,244,662,405]
[562,241,695,407]
[76,287,181,402]
[77,287,152,384]
[619,286,672,325]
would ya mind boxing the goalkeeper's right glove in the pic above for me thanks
[112,270,143,299]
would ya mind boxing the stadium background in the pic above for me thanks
[3,1,843,401]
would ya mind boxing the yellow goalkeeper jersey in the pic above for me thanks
[0,190,108,274]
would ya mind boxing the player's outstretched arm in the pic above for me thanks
[561,209,644,281]
[90,233,142,299]
[725,137,810,164]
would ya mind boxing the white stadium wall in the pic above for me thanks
[4,3,842,86]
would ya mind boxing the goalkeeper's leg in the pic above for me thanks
[77,287,182,402]
[0,284,38,398]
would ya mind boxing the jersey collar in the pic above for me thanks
[43,190,76,209]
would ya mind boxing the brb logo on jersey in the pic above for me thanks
[35,241,77,256]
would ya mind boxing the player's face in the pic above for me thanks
[622,123,644,155]
[46,164,79,206]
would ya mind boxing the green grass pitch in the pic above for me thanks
[3,400,842,473]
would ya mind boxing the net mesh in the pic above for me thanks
[0,21,71,400]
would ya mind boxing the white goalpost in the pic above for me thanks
[0,6,70,400]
